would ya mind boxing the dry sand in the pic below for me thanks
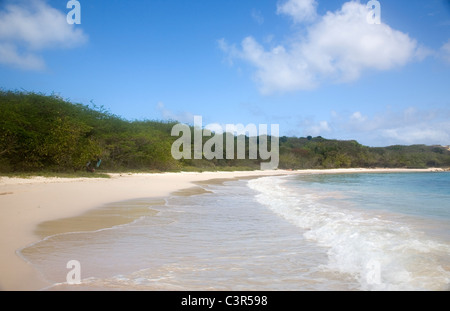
[0,168,443,290]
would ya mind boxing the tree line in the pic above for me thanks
[1,90,449,173]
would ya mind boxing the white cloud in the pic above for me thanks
[381,126,450,146]
[319,107,450,146]
[0,0,87,70]
[251,9,264,25]
[276,0,318,23]
[350,111,368,123]
[304,2,418,81]
[300,118,332,137]
[439,39,450,64]
[157,102,195,124]
[0,42,44,70]
[240,36,317,93]
[221,1,422,94]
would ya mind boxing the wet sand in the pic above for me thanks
[0,168,442,290]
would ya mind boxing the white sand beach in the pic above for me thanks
[0,168,443,290]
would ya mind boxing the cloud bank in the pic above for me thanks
[301,107,450,146]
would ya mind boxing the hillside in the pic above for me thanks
[1,91,449,173]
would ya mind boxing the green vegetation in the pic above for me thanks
[278,137,450,169]
[1,90,449,174]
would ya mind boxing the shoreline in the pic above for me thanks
[0,168,444,290]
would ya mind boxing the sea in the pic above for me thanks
[20,172,450,291]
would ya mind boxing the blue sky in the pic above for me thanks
[0,0,449,147]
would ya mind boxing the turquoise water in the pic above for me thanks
[20,172,450,291]
[287,172,450,221]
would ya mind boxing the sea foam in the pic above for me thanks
[248,176,450,291]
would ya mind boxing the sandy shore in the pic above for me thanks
[0,168,443,290]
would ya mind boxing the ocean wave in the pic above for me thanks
[248,176,450,291]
